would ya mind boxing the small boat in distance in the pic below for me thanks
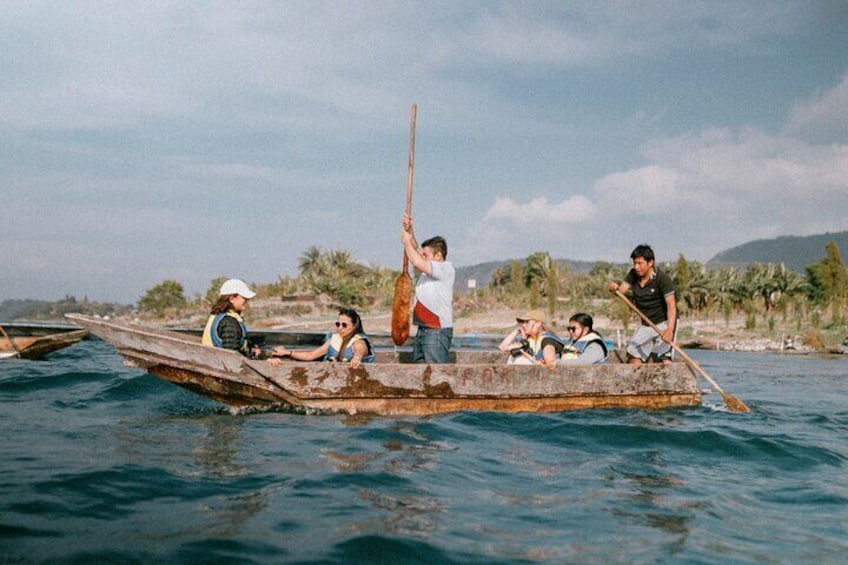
[0,324,89,360]
[66,314,702,416]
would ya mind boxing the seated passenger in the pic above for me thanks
[202,278,258,357]
[498,309,566,368]
[271,308,374,369]
[561,313,609,365]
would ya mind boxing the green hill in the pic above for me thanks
[707,231,848,272]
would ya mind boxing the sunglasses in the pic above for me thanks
[567,326,578,332]
[335,321,350,329]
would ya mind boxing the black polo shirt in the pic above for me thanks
[624,269,675,325]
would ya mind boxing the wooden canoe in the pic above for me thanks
[0,326,89,360]
[66,314,702,415]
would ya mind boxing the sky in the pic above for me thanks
[2,1,848,304]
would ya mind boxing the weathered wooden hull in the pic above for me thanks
[0,329,89,360]
[66,314,702,415]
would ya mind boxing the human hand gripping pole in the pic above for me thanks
[391,103,417,346]
[614,290,751,412]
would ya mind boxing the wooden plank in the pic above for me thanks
[247,360,699,400]
[292,393,702,416]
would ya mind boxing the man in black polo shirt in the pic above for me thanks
[608,244,677,364]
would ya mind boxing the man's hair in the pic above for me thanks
[421,236,448,259]
[630,244,655,263]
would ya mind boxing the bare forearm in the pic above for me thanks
[498,328,524,352]
[403,238,430,274]
[272,343,328,361]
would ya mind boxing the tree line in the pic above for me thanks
[134,241,846,334]
[135,246,398,316]
[486,243,846,334]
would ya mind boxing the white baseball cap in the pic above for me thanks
[219,278,256,299]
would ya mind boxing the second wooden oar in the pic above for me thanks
[614,290,751,412]
[0,323,22,358]
[391,103,417,346]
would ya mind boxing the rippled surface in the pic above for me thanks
[1,340,847,563]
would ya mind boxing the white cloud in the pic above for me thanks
[467,102,848,265]
[594,166,681,213]
[482,195,596,225]
[783,72,848,143]
[638,128,848,199]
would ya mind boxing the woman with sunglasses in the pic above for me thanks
[561,313,609,365]
[270,308,374,369]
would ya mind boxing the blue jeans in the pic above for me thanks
[412,326,453,364]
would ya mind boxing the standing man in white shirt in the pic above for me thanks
[401,213,455,363]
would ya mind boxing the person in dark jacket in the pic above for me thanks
[202,278,257,356]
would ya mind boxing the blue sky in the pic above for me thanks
[3,1,848,303]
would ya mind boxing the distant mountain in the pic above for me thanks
[707,231,848,272]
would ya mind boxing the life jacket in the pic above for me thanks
[570,331,610,363]
[325,332,375,363]
[202,311,249,354]
[526,331,566,361]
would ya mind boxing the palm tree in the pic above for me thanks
[742,263,793,312]
[327,249,357,277]
[524,252,551,290]
[298,246,323,284]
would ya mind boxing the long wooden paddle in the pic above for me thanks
[0,323,22,358]
[614,290,751,412]
[391,103,417,346]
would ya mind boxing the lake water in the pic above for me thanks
[1,340,846,563]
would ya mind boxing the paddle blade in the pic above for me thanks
[391,273,412,346]
[722,393,752,413]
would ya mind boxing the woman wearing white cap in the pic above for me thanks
[201,278,257,356]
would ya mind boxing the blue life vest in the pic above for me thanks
[527,331,566,361]
[202,311,249,354]
[570,331,610,363]
[325,332,375,363]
